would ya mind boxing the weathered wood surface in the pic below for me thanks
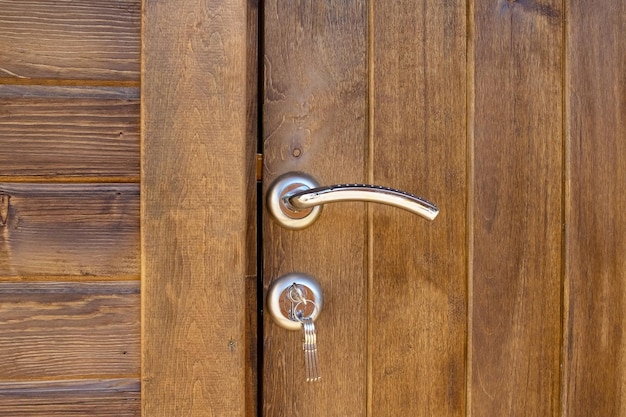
[370,1,467,415]
[470,1,563,416]
[0,0,140,81]
[0,86,139,180]
[563,0,626,415]
[142,0,249,415]
[0,183,139,277]
[0,2,142,416]
[0,378,139,416]
[0,282,139,379]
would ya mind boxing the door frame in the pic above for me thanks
[141,0,254,414]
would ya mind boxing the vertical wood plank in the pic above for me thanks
[262,1,368,416]
[371,1,467,415]
[245,1,260,415]
[469,1,563,416]
[142,0,248,415]
[563,0,626,414]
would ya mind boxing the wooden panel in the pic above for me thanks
[0,183,139,277]
[141,0,248,415]
[263,2,367,416]
[371,1,466,415]
[0,86,139,180]
[0,282,139,378]
[0,0,140,81]
[0,379,139,416]
[470,1,562,416]
[563,0,626,414]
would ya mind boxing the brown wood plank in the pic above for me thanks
[262,2,367,416]
[0,282,139,379]
[141,0,248,415]
[0,0,140,81]
[469,1,563,416]
[0,86,139,180]
[370,1,467,415]
[0,378,139,416]
[245,1,260,416]
[0,183,139,277]
[563,0,626,415]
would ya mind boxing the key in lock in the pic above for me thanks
[267,272,323,382]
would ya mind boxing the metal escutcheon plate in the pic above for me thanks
[266,172,322,229]
[267,272,323,331]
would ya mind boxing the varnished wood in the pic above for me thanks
[0,378,139,416]
[263,2,367,416]
[0,0,140,81]
[470,1,563,416]
[0,86,139,179]
[141,0,249,415]
[0,183,139,277]
[0,282,139,378]
[370,1,467,415]
[563,0,626,415]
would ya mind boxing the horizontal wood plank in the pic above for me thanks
[0,282,139,379]
[0,378,139,416]
[0,86,139,179]
[0,183,139,277]
[0,0,140,81]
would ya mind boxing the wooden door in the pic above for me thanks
[261,1,626,417]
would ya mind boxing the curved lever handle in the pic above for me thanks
[267,172,439,229]
[289,184,438,219]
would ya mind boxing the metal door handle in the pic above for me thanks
[267,172,439,229]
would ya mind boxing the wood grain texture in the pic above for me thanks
[370,1,467,416]
[0,86,139,180]
[563,0,626,415]
[0,282,139,378]
[245,1,259,416]
[0,0,140,81]
[0,378,139,416]
[263,2,367,416]
[470,1,563,416]
[0,183,139,277]
[142,0,248,415]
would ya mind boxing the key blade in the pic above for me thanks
[303,318,320,382]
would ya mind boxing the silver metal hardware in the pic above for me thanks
[267,272,323,381]
[302,317,320,382]
[267,172,439,229]
[267,272,323,331]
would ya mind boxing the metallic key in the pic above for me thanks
[267,273,323,382]
[302,317,320,382]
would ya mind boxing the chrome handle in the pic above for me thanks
[267,172,439,229]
